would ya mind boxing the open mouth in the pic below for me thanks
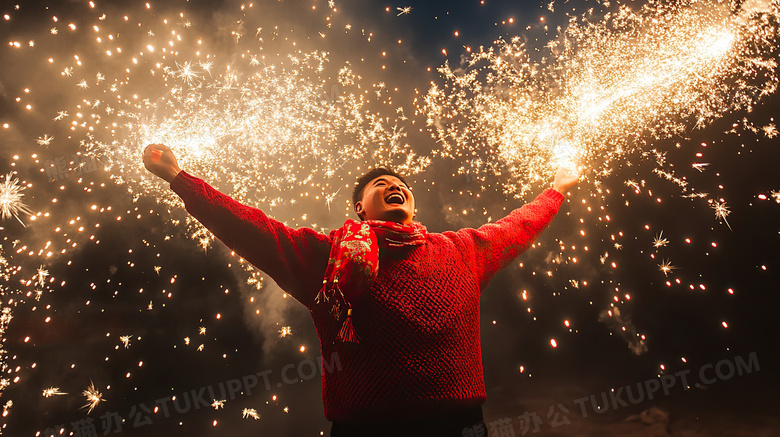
[385,193,405,205]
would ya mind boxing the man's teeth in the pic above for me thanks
[386,194,404,204]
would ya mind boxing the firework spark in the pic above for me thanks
[653,232,669,249]
[42,387,67,397]
[36,135,54,146]
[0,173,32,227]
[659,259,677,276]
[712,200,732,230]
[80,381,104,414]
[35,266,48,287]
[397,7,412,16]
[242,407,260,420]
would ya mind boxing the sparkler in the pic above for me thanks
[421,0,779,197]
[77,48,429,240]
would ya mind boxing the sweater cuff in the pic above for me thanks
[170,170,198,199]
[540,188,565,208]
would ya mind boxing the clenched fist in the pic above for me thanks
[552,166,580,194]
[143,144,181,183]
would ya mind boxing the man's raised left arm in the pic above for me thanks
[454,167,579,287]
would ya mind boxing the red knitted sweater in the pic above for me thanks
[170,170,564,422]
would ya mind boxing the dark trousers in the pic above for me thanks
[330,405,487,437]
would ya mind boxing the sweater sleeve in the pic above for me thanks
[454,188,564,288]
[169,170,331,307]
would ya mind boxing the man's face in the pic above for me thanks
[354,175,415,224]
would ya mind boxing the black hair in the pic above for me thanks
[351,167,410,206]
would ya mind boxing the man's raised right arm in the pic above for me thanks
[142,144,330,307]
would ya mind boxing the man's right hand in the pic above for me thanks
[143,143,182,183]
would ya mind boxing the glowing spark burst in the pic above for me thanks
[762,123,778,138]
[198,327,206,335]
[42,387,67,397]
[771,190,780,203]
[80,382,104,414]
[421,0,779,195]
[175,61,201,84]
[659,259,676,276]
[682,191,710,199]
[397,7,412,16]
[212,399,225,410]
[199,60,213,73]
[35,266,48,287]
[692,163,710,172]
[242,408,259,420]
[36,135,54,146]
[279,326,292,337]
[711,200,732,230]
[653,232,669,249]
[0,173,32,227]
[120,335,131,348]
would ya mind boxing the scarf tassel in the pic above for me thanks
[314,279,329,304]
[336,308,360,343]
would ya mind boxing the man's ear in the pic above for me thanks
[354,201,365,220]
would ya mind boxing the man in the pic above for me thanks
[143,143,578,436]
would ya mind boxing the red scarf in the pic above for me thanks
[315,219,428,343]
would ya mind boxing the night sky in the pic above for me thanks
[1,0,779,436]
